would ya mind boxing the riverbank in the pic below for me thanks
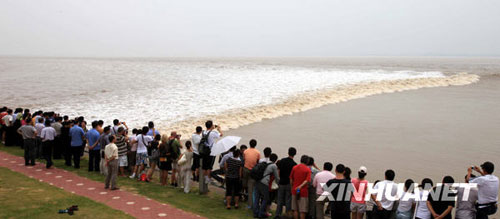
[226,74,500,184]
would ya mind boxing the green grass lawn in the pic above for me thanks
[0,144,253,219]
[0,166,133,219]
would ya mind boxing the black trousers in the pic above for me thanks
[88,150,100,172]
[64,140,72,166]
[372,208,392,219]
[70,146,83,168]
[53,136,62,159]
[42,140,54,168]
[23,139,36,165]
[477,204,497,219]
[35,137,43,159]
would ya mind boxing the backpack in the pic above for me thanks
[250,162,270,181]
[198,131,212,156]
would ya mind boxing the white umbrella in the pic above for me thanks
[210,136,241,156]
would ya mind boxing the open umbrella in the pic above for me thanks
[210,136,241,156]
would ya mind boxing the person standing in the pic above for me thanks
[325,164,352,219]
[34,117,45,158]
[51,117,63,159]
[427,176,456,219]
[242,139,260,208]
[201,121,223,185]
[104,135,119,190]
[290,155,312,219]
[351,166,369,219]
[2,109,14,146]
[312,162,335,219]
[225,149,243,209]
[456,174,479,219]
[371,169,398,219]
[146,134,161,181]
[166,131,181,186]
[17,119,37,166]
[415,178,433,219]
[468,161,499,219]
[69,120,85,168]
[191,126,203,181]
[178,141,194,193]
[396,179,416,219]
[276,147,297,218]
[158,135,172,186]
[130,127,153,179]
[86,121,101,172]
[115,127,129,177]
[254,153,280,218]
[40,120,56,169]
[95,126,111,175]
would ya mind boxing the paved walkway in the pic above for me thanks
[0,151,204,219]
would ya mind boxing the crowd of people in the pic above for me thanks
[1,106,499,219]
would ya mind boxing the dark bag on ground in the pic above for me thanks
[250,162,270,181]
[198,131,212,156]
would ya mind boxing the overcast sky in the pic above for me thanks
[1,0,499,57]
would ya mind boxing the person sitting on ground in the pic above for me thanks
[146,134,161,181]
[427,176,456,219]
[312,162,334,219]
[115,127,129,177]
[40,120,56,169]
[396,179,416,219]
[290,155,311,219]
[104,135,119,190]
[456,174,478,219]
[326,164,352,219]
[178,140,194,193]
[253,153,279,218]
[225,149,243,209]
[351,166,369,219]
[158,135,171,186]
[415,178,433,219]
[467,161,499,219]
[371,169,398,219]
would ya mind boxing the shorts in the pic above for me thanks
[292,195,308,213]
[135,152,148,166]
[159,161,172,171]
[191,153,201,171]
[350,202,367,213]
[118,155,128,167]
[202,155,215,170]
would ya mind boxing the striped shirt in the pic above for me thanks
[115,135,128,157]
[225,157,243,179]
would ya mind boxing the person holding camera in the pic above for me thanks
[467,161,499,219]
[201,120,223,185]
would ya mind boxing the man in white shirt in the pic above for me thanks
[34,117,45,158]
[468,161,499,219]
[104,135,119,190]
[41,120,56,169]
[371,169,398,219]
[201,120,223,184]
[191,126,202,181]
[1,109,13,145]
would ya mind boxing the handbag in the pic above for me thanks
[271,179,279,190]
[177,153,187,165]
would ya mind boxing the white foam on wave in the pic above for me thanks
[0,58,478,137]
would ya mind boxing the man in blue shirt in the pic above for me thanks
[86,121,101,172]
[69,120,85,169]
